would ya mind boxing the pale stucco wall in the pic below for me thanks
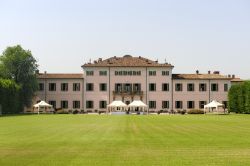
[36,78,84,110]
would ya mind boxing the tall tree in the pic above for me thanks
[0,45,38,111]
[0,79,20,114]
[228,81,250,114]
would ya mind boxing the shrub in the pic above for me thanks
[56,109,68,114]
[80,110,85,114]
[177,110,186,115]
[87,110,92,113]
[157,110,163,114]
[187,109,204,114]
[170,110,176,114]
[68,110,72,114]
[98,110,106,114]
[73,110,79,114]
[162,110,169,113]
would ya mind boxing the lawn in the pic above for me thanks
[1,114,250,166]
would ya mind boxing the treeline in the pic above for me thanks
[0,79,21,114]
[0,45,38,114]
[228,81,250,113]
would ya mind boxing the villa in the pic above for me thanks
[35,55,241,112]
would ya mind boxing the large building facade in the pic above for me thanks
[36,55,240,112]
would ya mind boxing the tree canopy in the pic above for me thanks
[228,81,250,114]
[0,45,38,113]
[0,79,20,114]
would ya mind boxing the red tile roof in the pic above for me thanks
[82,55,173,67]
[37,73,83,79]
[231,78,244,82]
[172,74,232,80]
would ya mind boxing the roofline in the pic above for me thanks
[81,65,174,68]
[172,78,232,80]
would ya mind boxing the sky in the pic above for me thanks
[0,0,249,79]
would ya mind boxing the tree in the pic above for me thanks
[228,85,239,113]
[228,81,250,114]
[244,82,250,113]
[0,45,38,112]
[0,79,20,114]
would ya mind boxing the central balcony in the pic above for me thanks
[113,90,143,96]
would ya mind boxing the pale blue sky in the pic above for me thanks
[0,0,249,78]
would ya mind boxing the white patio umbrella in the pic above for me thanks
[107,100,127,113]
[204,100,224,113]
[33,101,52,114]
[128,100,148,114]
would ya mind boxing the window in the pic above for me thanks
[86,83,94,91]
[39,83,44,91]
[223,101,228,109]
[61,83,68,91]
[199,83,207,91]
[162,101,169,109]
[175,83,182,91]
[99,71,107,76]
[224,84,228,92]
[175,101,183,109]
[162,83,169,91]
[115,71,141,76]
[86,71,94,76]
[162,71,169,76]
[73,83,81,91]
[211,83,218,91]
[124,83,132,92]
[133,83,141,92]
[149,101,156,109]
[49,101,56,108]
[115,83,122,92]
[61,100,68,109]
[99,101,107,109]
[73,101,80,109]
[149,83,156,91]
[123,71,128,75]
[199,101,207,109]
[99,83,107,91]
[86,101,93,109]
[149,71,156,76]
[49,83,56,91]
[187,101,195,109]
[187,83,195,91]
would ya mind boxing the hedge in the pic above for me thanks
[228,81,250,113]
[0,79,21,114]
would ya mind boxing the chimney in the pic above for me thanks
[228,74,231,78]
[208,71,211,74]
[98,58,102,62]
[232,74,235,78]
[213,71,220,74]
[196,70,199,74]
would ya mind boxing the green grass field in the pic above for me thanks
[1,114,250,166]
